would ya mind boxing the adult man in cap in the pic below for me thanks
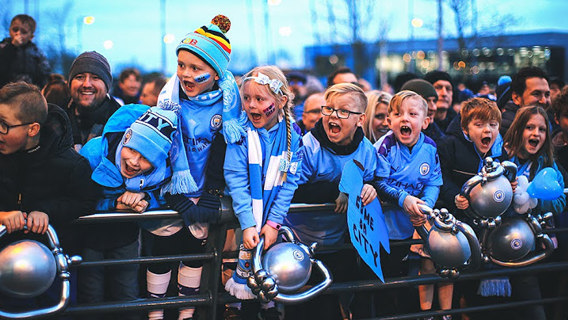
[424,70,456,133]
[501,66,551,136]
[295,92,325,136]
[287,71,309,120]
[67,51,120,151]
[401,78,444,143]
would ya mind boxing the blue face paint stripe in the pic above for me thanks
[195,73,211,83]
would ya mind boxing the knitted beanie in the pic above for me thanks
[177,15,232,78]
[68,51,112,90]
[424,70,453,87]
[401,79,438,99]
[122,107,178,169]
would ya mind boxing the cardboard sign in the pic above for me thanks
[339,160,390,281]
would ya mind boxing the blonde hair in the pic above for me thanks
[388,90,427,115]
[324,83,367,113]
[241,65,294,178]
[363,90,392,143]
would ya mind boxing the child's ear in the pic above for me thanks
[422,115,431,130]
[27,122,40,137]
[214,72,220,81]
[279,95,288,110]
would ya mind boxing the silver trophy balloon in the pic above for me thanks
[0,224,82,319]
[247,226,332,304]
[415,205,481,278]
[460,157,517,227]
[461,157,555,267]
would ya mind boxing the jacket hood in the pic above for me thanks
[37,103,74,156]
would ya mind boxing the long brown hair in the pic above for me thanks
[503,106,554,179]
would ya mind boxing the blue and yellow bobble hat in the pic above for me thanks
[176,15,232,78]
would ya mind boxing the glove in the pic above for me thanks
[164,193,220,226]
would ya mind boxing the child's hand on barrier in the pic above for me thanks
[360,183,377,206]
[260,224,278,250]
[510,178,518,193]
[403,195,424,216]
[132,200,149,213]
[25,211,49,234]
[117,191,146,208]
[243,227,259,250]
[455,194,470,210]
[0,211,26,233]
[335,192,348,214]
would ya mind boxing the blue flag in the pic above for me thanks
[339,160,390,281]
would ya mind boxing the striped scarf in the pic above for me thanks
[225,120,290,299]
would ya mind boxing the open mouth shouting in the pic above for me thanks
[526,137,542,154]
[122,162,140,178]
[400,125,412,137]
[328,121,341,134]
[181,80,196,94]
[250,112,262,122]
[481,136,492,147]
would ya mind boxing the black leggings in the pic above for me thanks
[147,227,206,274]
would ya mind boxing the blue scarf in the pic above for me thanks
[225,119,292,300]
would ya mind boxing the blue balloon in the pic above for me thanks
[526,167,563,200]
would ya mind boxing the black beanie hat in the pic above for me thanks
[401,79,438,99]
[68,51,112,90]
[423,70,453,87]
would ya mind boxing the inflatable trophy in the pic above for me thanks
[247,226,332,304]
[0,224,82,318]
[461,157,557,267]
[415,205,481,278]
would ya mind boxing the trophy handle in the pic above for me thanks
[274,259,333,304]
[0,224,81,319]
[456,221,482,271]
[490,233,554,267]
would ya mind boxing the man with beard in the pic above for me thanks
[501,66,551,136]
[67,51,120,151]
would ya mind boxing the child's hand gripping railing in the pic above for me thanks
[0,224,82,319]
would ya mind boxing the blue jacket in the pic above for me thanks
[80,104,165,212]
[285,128,378,247]
[375,131,443,239]
[224,120,301,230]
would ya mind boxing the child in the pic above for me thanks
[154,15,245,320]
[503,106,566,320]
[79,104,184,319]
[223,65,301,319]
[438,98,508,215]
[0,82,98,308]
[0,14,50,88]
[285,83,377,320]
[374,90,444,317]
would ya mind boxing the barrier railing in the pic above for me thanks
[35,201,568,319]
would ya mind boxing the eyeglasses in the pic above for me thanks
[0,120,34,135]
[321,106,363,119]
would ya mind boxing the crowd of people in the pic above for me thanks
[1,12,568,320]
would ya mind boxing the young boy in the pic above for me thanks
[0,82,98,308]
[285,83,377,320]
[154,15,244,320]
[374,90,444,316]
[78,104,178,318]
[0,14,50,88]
[438,97,507,215]
[437,97,508,320]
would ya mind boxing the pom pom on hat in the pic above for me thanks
[177,15,232,77]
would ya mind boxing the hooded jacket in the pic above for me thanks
[0,37,50,88]
[0,104,99,254]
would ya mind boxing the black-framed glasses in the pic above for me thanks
[0,120,35,135]
[321,106,363,119]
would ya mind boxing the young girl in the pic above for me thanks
[503,105,566,320]
[223,66,301,318]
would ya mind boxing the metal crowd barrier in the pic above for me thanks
[38,200,568,319]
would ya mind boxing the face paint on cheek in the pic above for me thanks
[194,73,211,84]
[263,103,276,117]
